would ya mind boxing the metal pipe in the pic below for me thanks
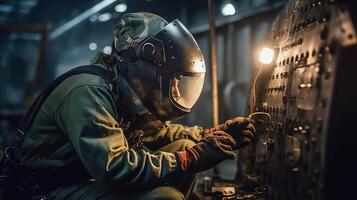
[208,0,219,127]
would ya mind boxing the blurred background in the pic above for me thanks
[0,0,288,179]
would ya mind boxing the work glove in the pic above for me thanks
[203,117,256,149]
[176,130,236,173]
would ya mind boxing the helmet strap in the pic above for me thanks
[111,60,149,123]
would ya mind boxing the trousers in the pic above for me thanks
[47,139,196,200]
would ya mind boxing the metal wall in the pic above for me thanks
[238,0,357,199]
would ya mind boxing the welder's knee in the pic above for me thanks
[138,186,185,200]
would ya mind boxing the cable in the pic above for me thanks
[248,112,272,125]
[248,112,272,155]
[250,45,281,113]
[4,146,17,165]
[250,64,263,113]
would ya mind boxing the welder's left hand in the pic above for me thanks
[203,117,256,149]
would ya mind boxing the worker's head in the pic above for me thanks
[112,12,206,121]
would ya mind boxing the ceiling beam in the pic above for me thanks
[49,0,117,40]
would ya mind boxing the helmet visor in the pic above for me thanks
[169,73,205,110]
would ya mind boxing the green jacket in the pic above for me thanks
[19,66,203,189]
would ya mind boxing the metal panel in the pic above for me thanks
[238,0,357,199]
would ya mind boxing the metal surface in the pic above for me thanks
[239,0,357,199]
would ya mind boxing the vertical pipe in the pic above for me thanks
[208,0,219,127]
[208,0,221,178]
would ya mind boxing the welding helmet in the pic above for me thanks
[113,12,206,121]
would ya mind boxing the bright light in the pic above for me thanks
[222,3,236,16]
[98,12,112,22]
[259,47,275,64]
[103,46,112,55]
[89,42,97,51]
[193,60,205,69]
[115,3,127,13]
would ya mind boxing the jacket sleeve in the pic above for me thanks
[143,123,203,150]
[54,84,179,189]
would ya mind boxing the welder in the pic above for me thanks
[4,12,255,199]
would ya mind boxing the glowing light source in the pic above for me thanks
[221,3,236,16]
[98,12,112,22]
[115,3,127,13]
[259,47,275,64]
[103,46,112,55]
[89,42,98,51]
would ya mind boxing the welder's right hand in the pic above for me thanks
[203,117,256,149]
[221,117,256,148]
[175,130,236,173]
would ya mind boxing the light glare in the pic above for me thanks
[259,47,275,64]
[98,13,112,22]
[115,3,127,13]
[193,60,204,69]
[103,46,112,55]
[89,42,97,51]
[222,3,236,16]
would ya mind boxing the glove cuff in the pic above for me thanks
[175,151,189,172]
[175,143,205,173]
